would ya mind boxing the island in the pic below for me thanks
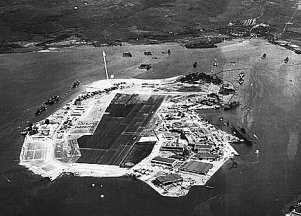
[18,71,246,197]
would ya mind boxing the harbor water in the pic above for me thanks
[0,41,301,216]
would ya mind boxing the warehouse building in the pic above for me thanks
[194,143,212,153]
[197,152,219,161]
[160,141,185,153]
[163,132,181,141]
[154,173,183,186]
[180,161,213,175]
[151,156,177,167]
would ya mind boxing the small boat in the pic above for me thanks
[71,80,81,89]
[35,105,47,115]
[1,172,11,183]
[213,58,218,67]
[138,64,151,70]
[238,77,244,85]
[44,95,60,105]
[231,125,252,144]
[224,101,240,111]
[20,130,28,136]
[144,51,152,56]
[123,52,132,57]
[20,130,27,136]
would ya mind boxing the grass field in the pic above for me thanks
[77,93,164,165]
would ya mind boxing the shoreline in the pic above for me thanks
[1,35,300,57]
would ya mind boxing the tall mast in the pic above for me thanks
[103,51,109,80]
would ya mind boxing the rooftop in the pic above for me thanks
[155,173,183,185]
[151,156,176,164]
[180,161,213,175]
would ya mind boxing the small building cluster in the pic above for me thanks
[139,93,240,196]
[156,95,237,162]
